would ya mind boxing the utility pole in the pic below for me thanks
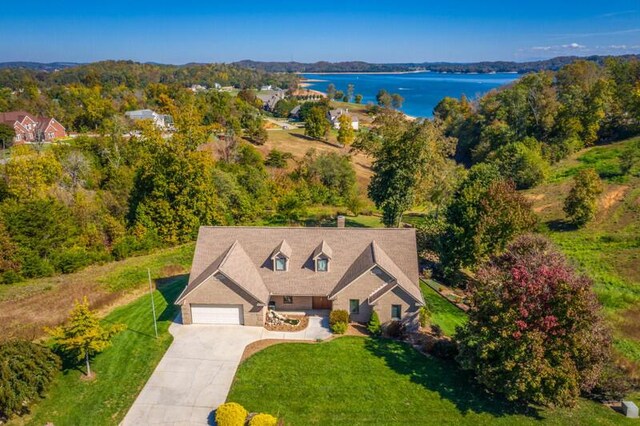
[148,268,158,338]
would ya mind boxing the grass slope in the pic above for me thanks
[421,281,467,336]
[13,276,187,426]
[228,337,629,426]
[0,243,194,341]
[524,137,640,365]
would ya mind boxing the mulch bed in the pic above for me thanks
[263,315,309,332]
[240,339,313,363]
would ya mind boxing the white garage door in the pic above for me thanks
[190,305,243,325]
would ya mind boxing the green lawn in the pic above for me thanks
[228,337,630,426]
[420,280,467,336]
[14,276,187,426]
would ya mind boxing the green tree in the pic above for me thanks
[0,341,60,420]
[265,149,292,168]
[334,90,345,101]
[326,83,336,100]
[47,297,125,377]
[620,139,640,177]
[376,89,392,108]
[391,93,404,109]
[488,139,549,189]
[366,114,455,227]
[243,114,268,145]
[0,222,21,283]
[456,234,611,407]
[304,106,330,140]
[337,114,355,146]
[0,123,14,149]
[354,94,363,104]
[563,168,604,227]
[347,84,355,102]
[440,164,537,275]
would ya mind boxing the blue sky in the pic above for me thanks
[1,0,639,64]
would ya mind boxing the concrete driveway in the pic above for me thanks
[122,314,330,425]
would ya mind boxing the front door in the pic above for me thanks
[312,296,332,310]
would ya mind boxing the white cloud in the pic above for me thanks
[562,43,585,49]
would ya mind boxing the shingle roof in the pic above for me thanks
[328,241,423,304]
[181,226,422,302]
[271,240,292,259]
[176,240,269,304]
[312,240,332,259]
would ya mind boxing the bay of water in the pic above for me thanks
[302,72,519,118]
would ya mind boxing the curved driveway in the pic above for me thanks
[122,315,330,425]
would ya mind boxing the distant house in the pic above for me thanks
[260,85,273,91]
[124,109,173,129]
[189,84,208,93]
[289,105,301,119]
[327,108,359,130]
[0,111,66,144]
[256,90,286,112]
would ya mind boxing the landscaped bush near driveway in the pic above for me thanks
[248,412,278,426]
[329,309,349,334]
[330,309,349,326]
[331,321,348,334]
[216,402,248,426]
[0,340,61,421]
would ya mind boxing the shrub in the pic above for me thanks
[563,168,604,227]
[0,340,61,421]
[384,320,407,339]
[367,310,381,335]
[429,338,459,360]
[329,310,349,327]
[331,321,348,334]
[418,306,430,328]
[249,413,278,426]
[215,402,248,426]
[431,324,443,337]
[586,364,634,402]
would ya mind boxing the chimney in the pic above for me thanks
[337,215,346,228]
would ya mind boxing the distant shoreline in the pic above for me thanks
[297,70,427,75]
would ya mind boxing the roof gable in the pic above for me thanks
[271,239,292,259]
[312,240,332,259]
[176,240,269,304]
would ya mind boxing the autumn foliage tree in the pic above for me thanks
[337,114,355,146]
[563,168,604,227]
[47,298,125,377]
[456,234,612,407]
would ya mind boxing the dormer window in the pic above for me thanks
[312,240,332,272]
[275,256,287,271]
[271,240,292,272]
[317,258,328,272]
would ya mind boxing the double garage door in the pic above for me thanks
[190,304,243,325]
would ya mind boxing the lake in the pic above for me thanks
[302,72,519,118]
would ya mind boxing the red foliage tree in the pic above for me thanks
[456,234,611,407]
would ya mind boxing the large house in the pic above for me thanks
[256,90,286,112]
[0,111,66,144]
[176,221,424,328]
[124,109,173,129]
[328,108,359,130]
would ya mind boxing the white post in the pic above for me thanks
[148,268,158,338]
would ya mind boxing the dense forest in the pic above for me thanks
[0,61,359,284]
[234,54,640,74]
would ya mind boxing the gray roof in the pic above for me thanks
[179,226,422,303]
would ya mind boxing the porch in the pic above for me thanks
[268,295,332,311]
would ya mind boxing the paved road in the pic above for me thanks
[122,315,330,425]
